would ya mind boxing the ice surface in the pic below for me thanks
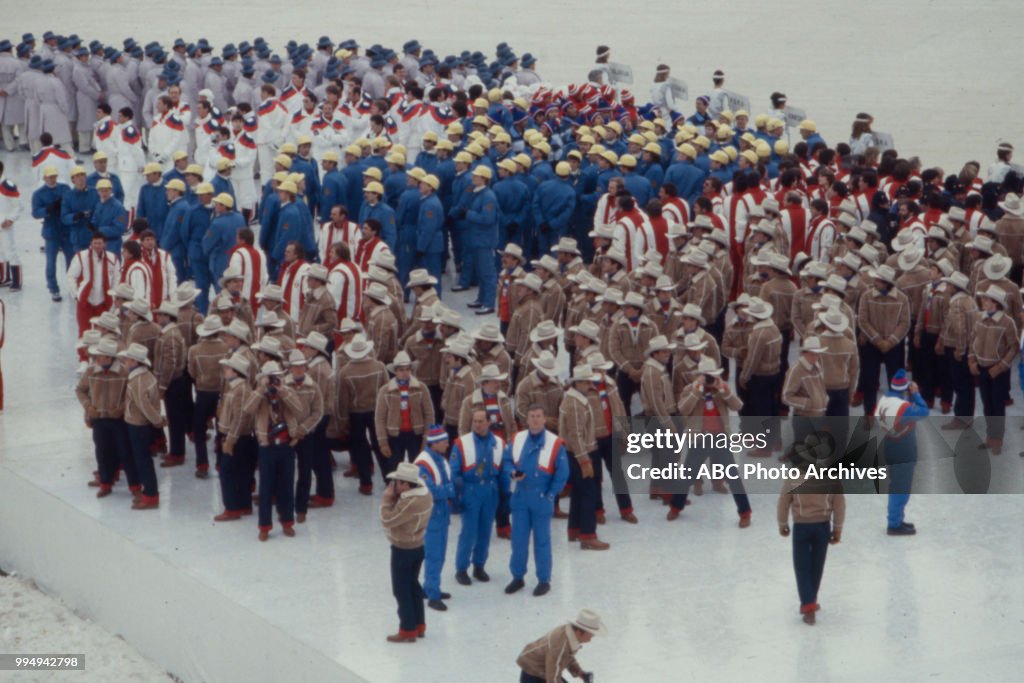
[1,3,1024,681]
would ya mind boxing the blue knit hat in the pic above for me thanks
[890,369,909,392]
[426,425,448,444]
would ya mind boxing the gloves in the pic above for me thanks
[539,222,552,234]
[74,211,85,221]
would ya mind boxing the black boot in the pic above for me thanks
[9,265,21,291]
[455,571,472,586]
[472,566,490,582]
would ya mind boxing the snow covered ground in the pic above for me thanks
[1,3,1024,682]
[0,573,170,682]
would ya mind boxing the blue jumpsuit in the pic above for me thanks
[415,447,454,601]
[462,186,499,307]
[395,185,420,287]
[501,430,569,583]
[32,182,72,294]
[202,210,246,289]
[186,202,214,312]
[880,389,928,528]
[318,168,348,224]
[87,172,125,202]
[451,432,506,573]
[664,160,707,206]
[60,185,100,251]
[415,192,445,283]
[91,197,128,254]
[531,177,576,256]
[358,200,398,251]
[162,197,192,281]
[136,183,168,240]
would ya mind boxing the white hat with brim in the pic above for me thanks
[371,251,399,273]
[108,282,136,300]
[745,298,774,320]
[173,282,200,305]
[818,310,849,334]
[473,323,505,343]
[343,335,375,359]
[337,318,365,334]
[870,265,898,286]
[117,343,151,366]
[387,350,413,373]
[516,273,543,293]
[219,354,251,376]
[603,248,628,267]
[197,317,224,337]
[88,337,120,357]
[256,360,285,379]
[551,237,581,255]
[256,285,286,303]
[983,255,1012,281]
[530,350,557,375]
[387,461,424,485]
[801,336,826,353]
[76,330,103,350]
[499,243,525,260]
[478,364,508,383]
[997,193,1024,217]
[679,332,709,352]
[941,272,970,292]
[364,282,392,305]
[406,269,438,288]
[897,248,924,272]
[696,356,723,376]
[584,352,614,372]
[89,313,121,334]
[218,265,244,288]
[298,331,330,354]
[570,365,596,382]
[978,285,1008,308]
[645,335,677,355]
[890,231,916,253]
[252,336,284,359]
[569,319,601,343]
[257,310,287,328]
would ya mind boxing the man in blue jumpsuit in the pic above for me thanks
[32,166,71,300]
[136,163,168,241]
[531,161,576,258]
[502,404,569,597]
[186,183,215,313]
[414,426,454,611]
[394,168,423,287]
[451,408,507,586]
[461,166,500,314]
[61,167,100,252]
[202,193,246,290]
[874,369,928,536]
[162,178,192,281]
[91,179,128,254]
[415,174,445,284]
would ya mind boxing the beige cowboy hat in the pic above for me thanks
[982,254,1012,281]
[256,284,286,303]
[117,342,151,366]
[154,300,180,319]
[584,352,614,372]
[551,237,581,255]
[88,337,120,358]
[343,334,375,360]
[223,318,252,343]
[125,298,153,320]
[801,336,826,353]
[818,310,849,334]
[298,331,330,354]
[516,272,544,293]
[387,350,413,373]
[897,247,924,272]
[219,352,251,376]
[977,284,1008,308]
[256,310,287,328]
[477,363,508,383]
[387,461,424,485]
[569,319,601,343]
[531,350,558,375]
[108,282,136,300]
[622,291,646,309]
[941,271,970,292]
[997,193,1024,217]
[472,323,505,344]
[364,281,392,305]
[646,334,677,355]
[196,317,224,337]
[406,269,438,288]
[529,320,562,343]
[256,360,285,379]
[870,264,898,286]
[218,265,244,288]
[697,356,723,376]
[252,335,284,359]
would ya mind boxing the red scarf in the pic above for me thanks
[89,249,113,309]
[278,259,307,316]
[355,236,380,272]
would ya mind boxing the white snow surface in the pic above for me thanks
[0,574,170,682]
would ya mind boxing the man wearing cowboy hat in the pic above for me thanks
[457,363,514,439]
[295,332,335,508]
[507,273,546,383]
[213,353,255,521]
[375,351,435,472]
[119,343,165,510]
[560,364,610,551]
[520,320,561,383]
[440,337,481,443]
[243,360,305,541]
[256,309,296,353]
[284,349,325,524]
[600,246,630,291]
[514,350,563,433]
[153,300,188,462]
[939,272,978,429]
[977,254,1023,324]
[255,284,297,340]
[75,338,140,498]
[124,297,160,360]
[400,268,439,346]
[874,369,928,535]
[336,334,389,494]
[516,608,604,682]
[496,243,526,336]
[969,285,1018,455]
[912,260,954,411]
[532,254,567,324]
[818,309,859,418]
[471,323,512,395]
[413,426,455,611]
[783,336,829,446]
[379,460,432,643]
[552,237,585,288]
[641,334,679,502]
[857,265,911,417]
[182,316,229,475]
[502,403,570,597]
[297,263,339,338]
[609,291,657,416]
[791,261,828,342]
[363,281,399,363]
[994,192,1024,284]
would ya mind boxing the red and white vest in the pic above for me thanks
[455,434,505,472]
[511,430,562,474]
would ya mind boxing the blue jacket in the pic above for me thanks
[383,169,407,209]
[804,133,826,158]
[595,168,618,194]
[664,161,707,205]
[161,197,191,256]
[91,197,128,253]
[60,185,100,248]
[621,172,652,208]
[531,162,555,185]
[499,430,569,502]
[881,389,928,445]
[211,174,235,202]
[643,165,665,196]
[32,183,69,241]
[295,197,318,260]
[465,186,500,249]
[434,159,456,212]
[163,168,187,185]
[415,151,439,175]
[416,192,445,254]
[358,200,397,250]
[493,176,531,234]
[186,202,214,262]
[259,193,281,254]
[86,172,124,202]
[451,431,506,504]
[291,155,320,213]
[136,183,168,240]
[415,447,455,515]
[531,177,576,234]
[202,210,246,279]
[271,200,310,262]
[364,155,387,174]
[448,170,474,225]
[318,168,348,223]
[395,185,421,247]
[341,161,365,217]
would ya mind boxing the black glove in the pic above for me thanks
[74,211,85,221]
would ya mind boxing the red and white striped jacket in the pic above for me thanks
[143,247,177,307]
[327,260,363,323]
[277,259,310,321]
[121,258,152,304]
[661,196,689,227]
[67,248,120,306]
[319,219,361,265]
[228,244,269,315]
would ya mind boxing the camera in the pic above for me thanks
[704,374,717,387]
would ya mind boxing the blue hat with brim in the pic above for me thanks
[43,31,56,41]
[108,50,123,63]
[370,57,386,69]
[0,40,12,52]
[23,33,35,43]
[28,55,42,68]
[238,41,252,53]
[222,45,237,58]
[522,53,536,68]
[42,59,55,73]
[317,36,333,49]
[130,46,143,58]
[269,54,282,65]
[123,38,137,50]
[210,56,223,67]
[173,38,186,49]
[261,70,277,83]
[403,40,421,53]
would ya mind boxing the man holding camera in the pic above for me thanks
[244,360,305,541]
[516,608,604,682]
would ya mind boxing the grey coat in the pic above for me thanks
[72,60,102,130]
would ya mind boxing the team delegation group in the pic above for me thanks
[1,30,1023,668]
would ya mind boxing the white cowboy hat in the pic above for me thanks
[364,281,392,305]
[108,282,135,300]
[88,337,120,358]
[982,255,1012,281]
[516,272,544,293]
[818,310,849,334]
[343,335,375,359]
[569,319,601,343]
[223,318,252,343]
[530,350,558,375]
[154,300,180,319]
[745,297,774,320]
[218,265,244,288]
[219,352,251,376]
[801,336,826,353]
[584,352,614,372]
[498,243,525,260]
[897,247,924,272]
[646,334,677,355]
[256,284,285,303]
[551,237,581,255]
[387,350,413,372]
[531,254,560,275]
[941,271,970,292]
[696,356,723,376]
[478,363,508,383]
[125,298,153,320]
[870,264,898,286]
[570,364,596,382]
[472,323,505,343]
[252,335,284,358]
[173,281,199,305]
[370,250,398,273]
[298,331,329,355]
[387,461,423,485]
[998,193,1024,217]
[117,342,151,366]
[406,269,438,288]
[978,284,1008,308]
[256,360,285,379]
[197,317,224,337]
[257,310,287,328]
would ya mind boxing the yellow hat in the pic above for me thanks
[567,150,582,162]
[407,167,426,181]
[716,126,733,140]
[271,171,288,183]
[216,158,234,171]
[600,150,619,165]
[532,141,552,156]
[774,140,790,155]
[436,139,454,152]
[362,167,383,181]
[589,144,606,155]
[196,182,214,195]
[446,122,464,135]
[683,123,699,136]
[555,161,571,177]
[710,150,729,164]
[767,118,783,130]
[652,118,667,130]
[422,131,439,143]
[676,143,697,159]
[579,134,596,146]
[364,181,384,194]
[280,142,298,154]
[42,165,59,177]
[213,193,234,208]
[274,154,292,169]
[514,153,532,168]
[392,143,408,156]
[172,150,189,161]
[741,132,757,144]
[371,137,391,150]
[344,144,362,157]
[674,129,694,144]
[472,115,489,127]
[607,121,623,135]
[472,166,493,180]
[466,130,483,141]
[386,152,406,165]
[296,134,313,146]
[287,172,305,185]
[735,109,750,119]
[421,174,440,191]
[143,162,162,175]
[754,113,769,127]
[724,146,738,161]
[618,153,637,168]
[95,179,113,190]
[472,97,488,109]
[466,142,485,157]
[278,180,298,194]
[577,125,593,137]
[799,119,816,132]
[494,132,511,145]
[487,124,504,136]
[322,150,340,163]
[627,133,646,146]
[592,125,607,138]
[356,138,372,149]
[498,158,518,173]
[71,165,87,177]
[754,140,772,158]
[719,110,734,123]
[694,135,711,149]
[487,88,501,103]
[638,120,656,132]
[642,130,658,143]
[454,151,473,164]
[643,142,662,156]
[334,48,352,60]
[185,163,204,176]
[740,150,759,165]
[166,178,186,193]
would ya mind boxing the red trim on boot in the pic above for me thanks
[359,484,373,495]
[196,463,209,472]
[578,533,597,540]
[281,520,295,529]
[399,629,418,638]
[416,624,426,638]
[258,524,272,532]
[495,526,511,538]
[800,603,818,614]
